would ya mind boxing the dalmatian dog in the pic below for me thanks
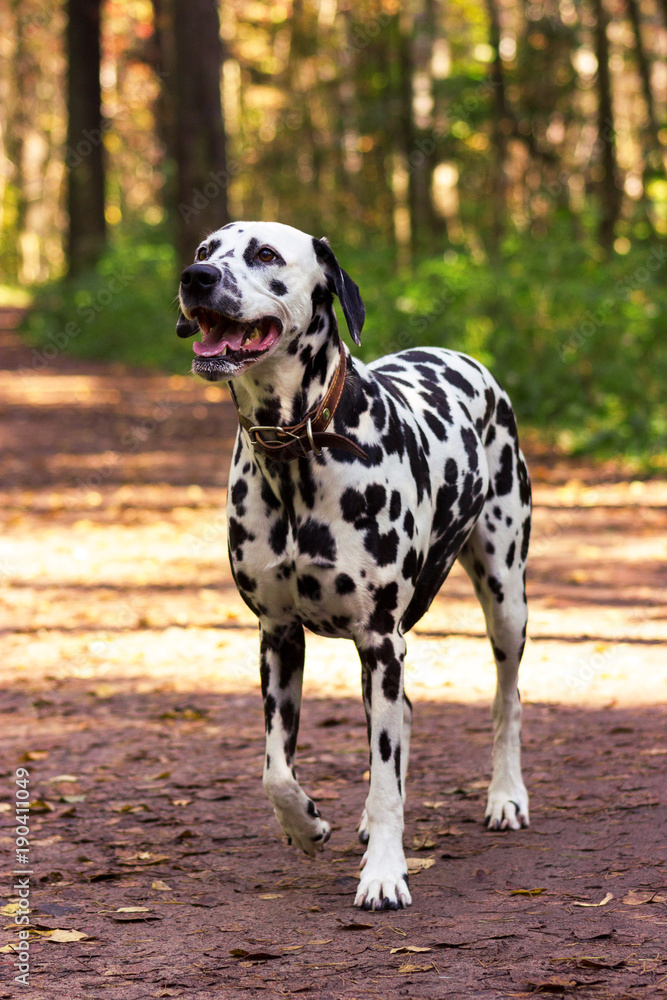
[177,221,531,911]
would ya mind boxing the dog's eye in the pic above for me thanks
[196,247,208,261]
[257,247,277,263]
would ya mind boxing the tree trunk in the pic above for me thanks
[625,0,665,188]
[171,0,228,266]
[66,0,105,276]
[592,0,621,250]
[484,0,509,248]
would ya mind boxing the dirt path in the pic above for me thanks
[1,308,666,999]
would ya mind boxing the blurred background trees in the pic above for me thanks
[1,0,666,463]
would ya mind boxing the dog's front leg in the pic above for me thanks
[355,633,412,910]
[260,621,331,857]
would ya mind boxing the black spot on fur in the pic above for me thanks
[269,279,288,296]
[269,516,288,556]
[228,517,254,558]
[521,516,531,562]
[424,410,447,440]
[492,643,507,662]
[403,510,414,538]
[488,575,504,603]
[494,444,514,496]
[389,491,402,521]
[230,478,248,512]
[379,729,392,762]
[297,518,336,563]
[298,574,322,601]
[444,367,475,397]
[506,541,516,568]
[460,427,479,472]
[235,570,256,592]
[368,582,398,635]
[264,694,276,732]
[335,573,356,595]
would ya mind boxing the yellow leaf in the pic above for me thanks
[47,775,79,783]
[258,893,283,900]
[398,962,434,973]
[20,750,49,761]
[172,799,191,807]
[151,880,172,891]
[573,892,613,907]
[116,906,150,913]
[1,902,21,916]
[509,887,547,896]
[422,800,445,810]
[45,929,88,943]
[406,857,435,873]
[0,803,12,812]
[411,834,437,850]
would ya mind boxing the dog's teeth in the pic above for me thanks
[244,326,262,345]
[220,344,227,355]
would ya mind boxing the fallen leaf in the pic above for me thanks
[622,889,666,906]
[1,902,21,916]
[390,945,432,954]
[258,894,283,900]
[398,962,434,974]
[572,893,613,908]
[20,750,49,761]
[44,929,88,943]
[412,834,437,850]
[577,957,625,970]
[151,880,172,891]
[510,887,547,896]
[47,774,79,783]
[115,906,151,913]
[422,800,446,810]
[0,803,10,813]
[29,799,53,812]
[406,857,435,873]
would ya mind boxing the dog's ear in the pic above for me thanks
[312,238,365,346]
[177,311,199,338]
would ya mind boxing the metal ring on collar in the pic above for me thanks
[306,417,322,456]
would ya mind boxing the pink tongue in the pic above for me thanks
[193,322,246,357]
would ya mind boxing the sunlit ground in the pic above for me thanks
[2,329,666,711]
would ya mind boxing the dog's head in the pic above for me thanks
[177,222,365,382]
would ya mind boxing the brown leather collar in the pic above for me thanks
[235,339,368,463]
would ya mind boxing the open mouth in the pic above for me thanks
[191,309,282,359]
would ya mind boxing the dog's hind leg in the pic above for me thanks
[354,633,412,909]
[458,468,531,831]
[260,621,331,856]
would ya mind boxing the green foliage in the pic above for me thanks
[23,226,667,467]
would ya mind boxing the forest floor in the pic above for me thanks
[1,306,666,1000]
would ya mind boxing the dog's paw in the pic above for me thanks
[357,807,369,845]
[274,805,331,858]
[484,786,529,831]
[354,857,412,910]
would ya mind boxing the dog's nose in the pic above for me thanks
[180,263,220,292]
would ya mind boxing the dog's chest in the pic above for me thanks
[226,454,409,633]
